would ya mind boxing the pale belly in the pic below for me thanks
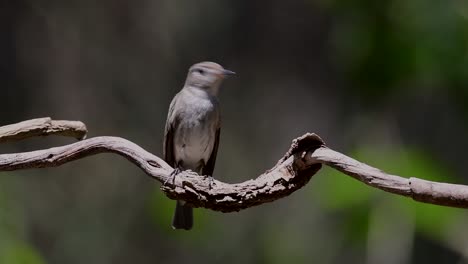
[173,116,217,172]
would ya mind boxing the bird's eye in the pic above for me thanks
[194,68,205,75]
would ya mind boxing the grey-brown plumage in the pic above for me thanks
[163,61,234,230]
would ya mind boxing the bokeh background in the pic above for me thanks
[1,0,468,263]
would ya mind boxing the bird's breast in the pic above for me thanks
[173,99,219,172]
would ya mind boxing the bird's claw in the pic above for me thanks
[204,175,216,190]
[164,168,182,186]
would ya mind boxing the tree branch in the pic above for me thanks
[308,147,468,207]
[0,117,87,142]
[0,118,467,211]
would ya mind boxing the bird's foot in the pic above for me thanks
[204,175,216,190]
[164,168,182,186]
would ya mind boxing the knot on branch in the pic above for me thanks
[276,132,325,166]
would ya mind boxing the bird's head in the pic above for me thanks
[185,61,235,95]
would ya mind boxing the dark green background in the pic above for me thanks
[1,0,468,263]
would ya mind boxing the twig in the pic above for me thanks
[0,117,87,142]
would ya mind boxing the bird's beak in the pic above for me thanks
[222,69,236,76]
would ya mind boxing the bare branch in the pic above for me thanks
[0,134,323,212]
[307,146,468,208]
[309,147,412,196]
[1,118,468,210]
[0,117,87,143]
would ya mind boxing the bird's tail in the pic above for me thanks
[172,201,193,230]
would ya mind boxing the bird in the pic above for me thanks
[163,61,235,230]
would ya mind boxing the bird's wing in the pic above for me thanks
[163,95,179,167]
[202,126,220,177]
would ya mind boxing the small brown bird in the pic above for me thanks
[163,61,235,230]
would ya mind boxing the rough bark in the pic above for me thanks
[1,118,468,211]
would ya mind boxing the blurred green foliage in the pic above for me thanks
[315,145,465,249]
[330,0,468,104]
[1,0,468,263]
[0,242,45,264]
[0,176,45,264]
